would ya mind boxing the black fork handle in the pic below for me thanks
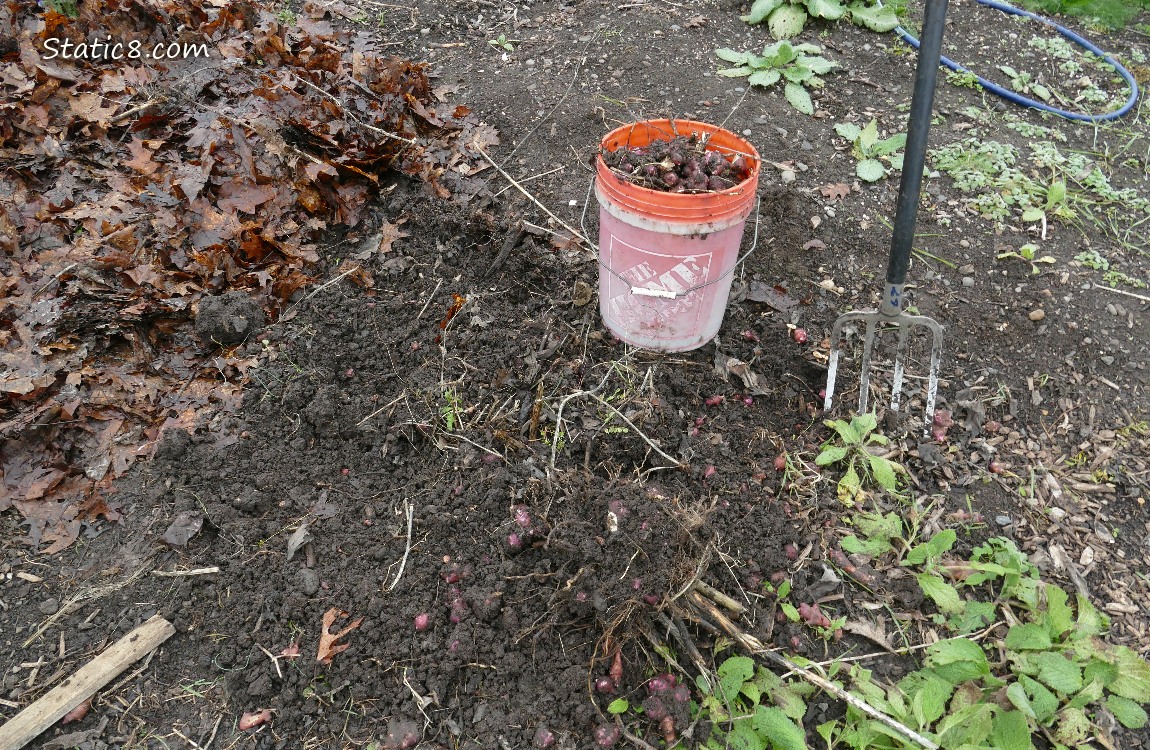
[885,0,949,310]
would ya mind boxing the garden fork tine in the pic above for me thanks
[823,0,948,434]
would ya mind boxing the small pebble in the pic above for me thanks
[995,515,1012,527]
[742,129,752,136]
[297,568,320,596]
[1101,355,1115,365]
[1048,507,1067,521]
[38,597,59,616]
[959,239,970,249]
[1028,309,1045,321]
[780,170,796,184]
[962,277,974,287]
[801,140,813,150]
[958,264,974,274]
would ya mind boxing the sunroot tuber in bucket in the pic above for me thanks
[595,119,760,352]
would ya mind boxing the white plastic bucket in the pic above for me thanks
[595,120,760,352]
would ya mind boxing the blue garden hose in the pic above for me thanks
[893,0,1140,122]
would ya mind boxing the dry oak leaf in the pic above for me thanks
[317,607,364,664]
[819,182,851,201]
[377,217,410,254]
[124,137,161,175]
[69,92,118,127]
[842,618,897,654]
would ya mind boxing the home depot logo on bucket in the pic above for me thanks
[604,235,710,339]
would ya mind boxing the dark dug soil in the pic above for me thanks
[2,0,1150,748]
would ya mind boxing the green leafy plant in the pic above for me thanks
[440,388,462,432]
[740,0,899,39]
[997,243,1056,275]
[698,655,813,750]
[715,41,837,115]
[997,64,1053,103]
[488,33,516,52]
[820,534,1150,748]
[931,139,1059,226]
[816,413,901,504]
[945,69,982,89]
[1103,269,1148,289]
[834,119,906,182]
[1075,250,1148,289]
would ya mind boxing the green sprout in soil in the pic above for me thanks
[834,119,906,181]
[440,387,462,432]
[715,41,837,115]
[740,0,899,39]
[997,243,1056,275]
[816,413,902,504]
[1076,250,1149,289]
[946,69,982,90]
[488,33,516,52]
[997,64,1053,103]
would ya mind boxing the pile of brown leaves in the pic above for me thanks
[0,0,497,551]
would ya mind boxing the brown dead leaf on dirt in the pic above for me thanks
[819,182,851,201]
[317,608,364,664]
[375,217,410,255]
[0,0,497,552]
[715,354,771,396]
[843,618,898,653]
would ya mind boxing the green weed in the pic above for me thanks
[715,40,837,115]
[834,118,906,181]
[997,243,1056,275]
[816,413,902,504]
[740,0,898,39]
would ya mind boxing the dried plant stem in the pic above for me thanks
[388,500,414,591]
[476,146,588,245]
[1094,284,1150,303]
[586,392,684,468]
[492,165,566,198]
[151,567,219,577]
[687,590,940,750]
[691,579,746,615]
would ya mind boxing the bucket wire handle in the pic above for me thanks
[580,176,763,299]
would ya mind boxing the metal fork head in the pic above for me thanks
[823,308,944,434]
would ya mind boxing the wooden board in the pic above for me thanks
[0,614,175,750]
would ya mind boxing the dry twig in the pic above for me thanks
[388,500,415,592]
[476,146,588,245]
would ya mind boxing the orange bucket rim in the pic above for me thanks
[596,119,761,205]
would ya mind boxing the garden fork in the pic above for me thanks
[823,0,948,433]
